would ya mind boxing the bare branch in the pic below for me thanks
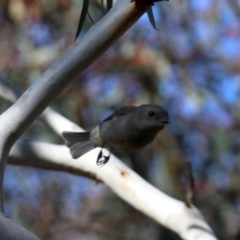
[0,0,149,214]
[0,77,218,239]
[0,0,149,143]
[185,160,195,208]
[8,141,217,240]
[0,78,83,135]
[0,1,219,238]
[41,108,83,134]
[9,141,98,180]
[0,213,40,240]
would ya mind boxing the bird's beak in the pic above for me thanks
[161,118,170,124]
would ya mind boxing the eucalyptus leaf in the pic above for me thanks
[147,6,158,30]
[75,0,89,39]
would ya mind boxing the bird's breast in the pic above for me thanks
[90,126,103,147]
[106,129,157,152]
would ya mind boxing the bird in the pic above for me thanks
[62,104,170,166]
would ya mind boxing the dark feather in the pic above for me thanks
[62,131,90,142]
[101,106,136,124]
[62,131,94,159]
[70,141,94,159]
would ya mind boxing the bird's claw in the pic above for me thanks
[97,154,110,167]
[96,148,111,167]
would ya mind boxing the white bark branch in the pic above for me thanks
[0,0,149,211]
[0,0,218,238]
[0,77,83,134]
[0,0,149,144]
[0,2,149,238]
[0,70,218,240]
[8,141,217,240]
[41,108,83,134]
[9,141,96,180]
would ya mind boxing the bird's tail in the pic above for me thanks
[62,131,94,159]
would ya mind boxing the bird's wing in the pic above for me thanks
[101,106,136,124]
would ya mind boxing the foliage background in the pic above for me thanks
[0,0,240,239]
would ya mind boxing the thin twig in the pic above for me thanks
[185,160,195,208]
[87,10,95,24]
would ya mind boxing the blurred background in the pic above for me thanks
[1,0,240,239]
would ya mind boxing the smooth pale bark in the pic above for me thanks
[0,0,149,209]
[0,74,218,240]
[0,78,83,134]
[0,0,149,239]
[0,0,218,238]
[8,141,217,240]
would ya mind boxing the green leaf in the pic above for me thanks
[106,0,113,12]
[75,0,89,40]
[147,6,158,31]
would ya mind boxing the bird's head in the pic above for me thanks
[133,104,170,132]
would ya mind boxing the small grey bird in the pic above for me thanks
[62,104,170,166]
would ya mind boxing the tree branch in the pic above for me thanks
[0,75,218,239]
[0,77,83,135]
[0,67,218,239]
[0,0,149,144]
[0,0,149,211]
[9,141,98,180]
[0,0,219,238]
[8,140,217,240]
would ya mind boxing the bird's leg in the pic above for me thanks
[97,149,103,162]
[96,147,112,167]
[104,148,112,162]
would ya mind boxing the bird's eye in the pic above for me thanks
[148,111,155,117]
